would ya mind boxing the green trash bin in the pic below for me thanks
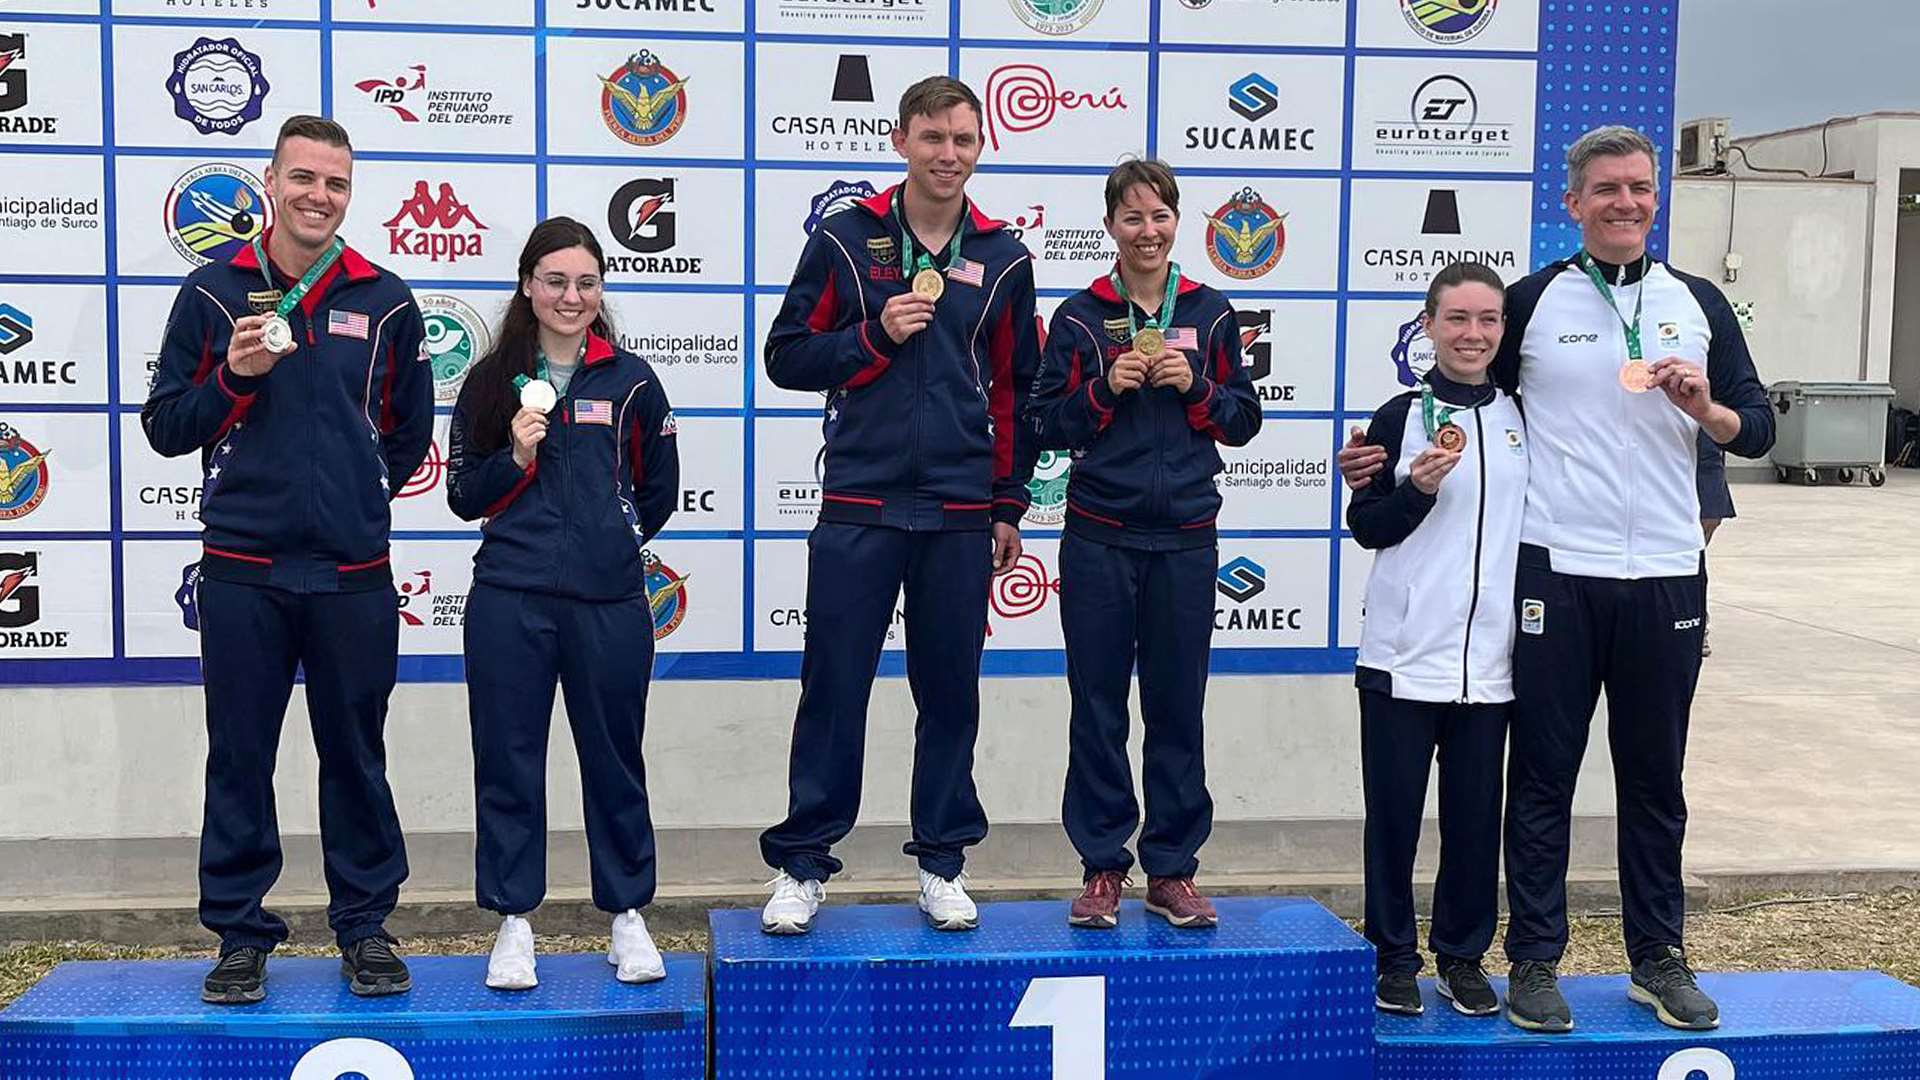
[1768,380,1896,486]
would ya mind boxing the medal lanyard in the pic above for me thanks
[893,188,965,276]
[1420,382,1455,440]
[513,339,586,394]
[250,235,344,321]
[1108,262,1182,340]
[1577,252,1647,362]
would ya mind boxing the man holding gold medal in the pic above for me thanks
[1028,160,1261,931]
[143,116,432,1005]
[1341,126,1774,1033]
[758,77,1041,934]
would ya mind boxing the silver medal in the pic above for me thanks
[261,314,295,355]
[519,378,558,413]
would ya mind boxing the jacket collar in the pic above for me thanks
[857,183,1005,235]
[231,228,378,283]
[1088,266,1204,305]
[1424,365,1498,409]
[1578,249,1651,286]
[583,331,617,367]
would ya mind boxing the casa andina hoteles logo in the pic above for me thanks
[1205,187,1287,280]
[1400,0,1497,45]
[167,37,271,137]
[0,33,57,136]
[601,50,689,147]
[604,178,702,275]
[384,181,488,264]
[1185,73,1317,156]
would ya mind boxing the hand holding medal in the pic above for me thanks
[509,374,553,469]
[1408,446,1461,495]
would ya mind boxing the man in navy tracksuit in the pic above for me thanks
[1026,160,1260,931]
[758,76,1040,934]
[142,117,430,1003]
[1344,126,1774,1033]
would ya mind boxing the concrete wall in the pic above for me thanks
[0,673,1621,904]
[1892,207,1920,410]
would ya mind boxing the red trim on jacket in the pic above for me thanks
[485,460,538,518]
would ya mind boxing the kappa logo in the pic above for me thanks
[1520,598,1544,635]
[1215,556,1266,603]
[384,181,487,264]
[0,304,33,355]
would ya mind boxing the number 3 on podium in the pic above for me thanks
[1009,975,1106,1080]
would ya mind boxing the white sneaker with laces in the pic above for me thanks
[485,915,537,991]
[609,909,666,984]
[918,869,979,931]
[761,871,825,935]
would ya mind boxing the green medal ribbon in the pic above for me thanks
[1420,381,1455,441]
[512,340,587,396]
[1577,251,1648,362]
[893,187,965,278]
[1107,261,1182,341]
[250,235,344,322]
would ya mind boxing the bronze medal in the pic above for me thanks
[911,267,945,302]
[1619,359,1653,394]
[1434,423,1467,453]
[1133,327,1166,358]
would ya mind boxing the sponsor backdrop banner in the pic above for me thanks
[0,0,1677,684]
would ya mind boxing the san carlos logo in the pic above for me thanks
[167,37,270,137]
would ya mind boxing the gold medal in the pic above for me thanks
[911,267,945,302]
[1434,423,1467,453]
[1619,360,1652,394]
[1133,328,1165,357]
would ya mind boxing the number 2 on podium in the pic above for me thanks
[1009,975,1106,1079]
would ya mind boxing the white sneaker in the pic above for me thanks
[761,871,825,935]
[609,909,666,984]
[918,869,979,931]
[485,915,537,991]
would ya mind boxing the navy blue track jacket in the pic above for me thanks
[1026,274,1263,549]
[764,184,1040,531]
[446,333,680,602]
[142,233,431,593]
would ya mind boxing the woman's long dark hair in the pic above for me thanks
[461,216,616,455]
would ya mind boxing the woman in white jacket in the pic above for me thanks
[1349,261,1526,1020]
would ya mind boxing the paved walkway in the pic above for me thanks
[1686,469,1920,875]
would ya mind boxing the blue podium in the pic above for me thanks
[1375,971,1920,1079]
[710,896,1375,1079]
[0,953,707,1079]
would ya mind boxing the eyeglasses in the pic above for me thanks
[532,275,603,297]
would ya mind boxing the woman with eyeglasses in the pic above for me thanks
[447,216,681,990]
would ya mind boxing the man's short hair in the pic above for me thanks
[1103,159,1180,220]
[272,115,352,163]
[896,76,982,133]
[1566,125,1658,195]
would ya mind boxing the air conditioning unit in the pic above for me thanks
[1677,117,1730,175]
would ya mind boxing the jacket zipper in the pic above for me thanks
[1459,405,1488,703]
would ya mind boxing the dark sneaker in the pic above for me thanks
[1144,877,1218,928]
[1435,956,1499,1017]
[1630,946,1720,1030]
[1068,871,1128,929]
[1375,971,1423,1015]
[341,934,412,997]
[201,947,267,1005]
[1505,960,1574,1032]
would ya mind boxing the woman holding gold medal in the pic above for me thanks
[446,217,681,991]
[1027,160,1261,930]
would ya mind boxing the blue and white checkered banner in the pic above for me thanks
[0,0,1678,683]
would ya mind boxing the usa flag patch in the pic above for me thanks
[946,258,985,287]
[575,399,613,425]
[327,310,369,339]
[1165,327,1200,352]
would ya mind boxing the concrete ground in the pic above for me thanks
[1687,468,1920,877]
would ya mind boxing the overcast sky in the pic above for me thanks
[1677,0,1920,135]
